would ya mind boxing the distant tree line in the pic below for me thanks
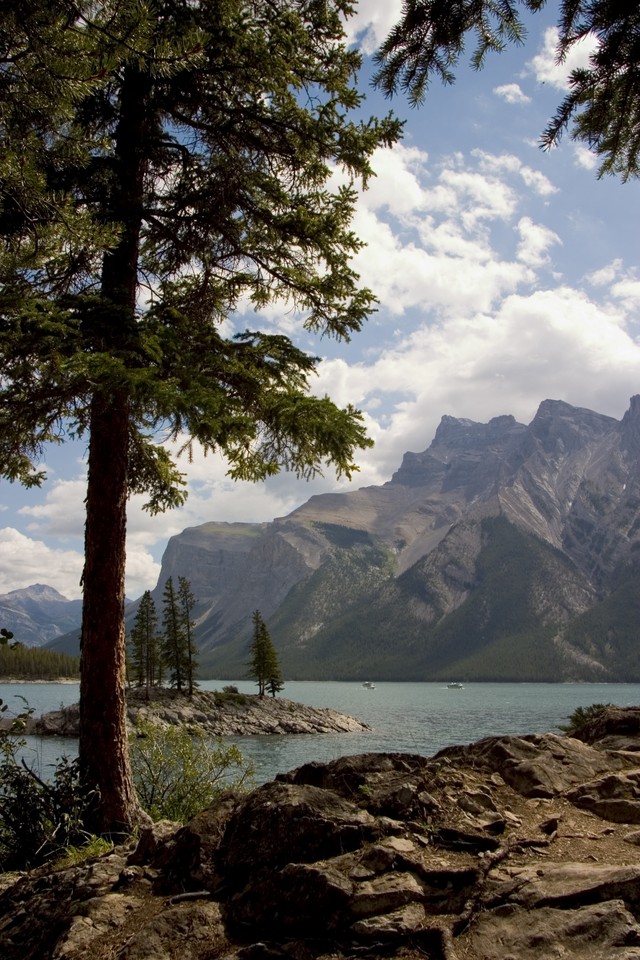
[0,634,80,680]
[128,576,198,698]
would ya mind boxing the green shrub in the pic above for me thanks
[0,696,97,870]
[560,702,613,734]
[0,750,97,870]
[213,688,247,706]
[129,720,253,822]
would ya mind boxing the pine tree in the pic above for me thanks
[128,591,161,699]
[161,577,188,692]
[0,2,400,832]
[375,1,640,180]
[266,657,285,699]
[177,576,198,697]
[249,611,282,698]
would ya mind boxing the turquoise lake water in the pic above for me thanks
[3,679,640,784]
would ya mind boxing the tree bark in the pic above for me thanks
[80,390,141,834]
[79,64,150,834]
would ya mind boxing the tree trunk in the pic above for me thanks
[79,64,150,835]
[80,390,141,834]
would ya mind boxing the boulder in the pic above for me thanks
[567,771,640,824]
[437,732,625,798]
[462,900,640,959]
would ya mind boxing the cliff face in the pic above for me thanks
[34,397,609,679]
[150,396,640,681]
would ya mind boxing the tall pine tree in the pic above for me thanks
[129,590,161,699]
[249,610,282,698]
[0,2,400,832]
[161,577,187,692]
[177,576,198,697]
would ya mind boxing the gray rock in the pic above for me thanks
[484,862,640,910]
[32,690,368,738]
[438,732,624,798]
[568,771,640,823]
[117,902,227,960]
[463,899,640,959]
[7,719,640,960]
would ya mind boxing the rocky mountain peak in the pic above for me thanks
[527,398,617,455]
[391,413,525,488]
[1,583,71,603]
[432,413,522,449]
[620,394,640,453]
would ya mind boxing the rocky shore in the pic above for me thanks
[4,706,640,959]
[28,688,370,737]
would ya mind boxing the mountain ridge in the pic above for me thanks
[40,396,640,680]
[0,585,83,648]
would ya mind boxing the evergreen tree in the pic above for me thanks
[161,577,188,692]
[128,591,161,699]
[177,576,198,697]
[0,2,400,832]
[376,0,640,180]
[249,611,282,697]
[266,658,285,699]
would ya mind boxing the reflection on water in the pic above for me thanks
[2,679,640,784]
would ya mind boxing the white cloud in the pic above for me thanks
[529,27,599,91]
[472,150,557,197]
[586,260,624,287]
[611,279,640,310]
[494,83,531,105]
[573,144,599,171]
[0,528,84,600]
[584,262,640,311]
[519,166,557,197]
[344,0,402,53]
[361,144,431,216]
[516,216,561,267]
[19,478,87,537]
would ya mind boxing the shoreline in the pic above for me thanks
[0,677,79,684]
[24,688,370,738]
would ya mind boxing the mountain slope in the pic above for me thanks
[187,396,640,680]
[0,584,83,647]
[45,396,640,681]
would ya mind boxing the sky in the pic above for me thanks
[1,1,640,601]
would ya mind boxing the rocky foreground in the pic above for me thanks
[29,688,369,737]
[5,707,640,959]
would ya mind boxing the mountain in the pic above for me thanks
[46,396,640,681]
[0,584,83,647]
[139,396,640,681]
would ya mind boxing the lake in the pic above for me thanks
[2,679,640,785]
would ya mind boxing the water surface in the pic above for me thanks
[2,679,638,784]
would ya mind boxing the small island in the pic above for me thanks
[28,687,370,738]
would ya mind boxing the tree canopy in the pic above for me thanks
[0,0,401,832]
[375,0,640,180]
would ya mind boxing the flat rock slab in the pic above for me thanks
[463,899,640,960]
[437,732,625,798]
[484,862,640,910]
